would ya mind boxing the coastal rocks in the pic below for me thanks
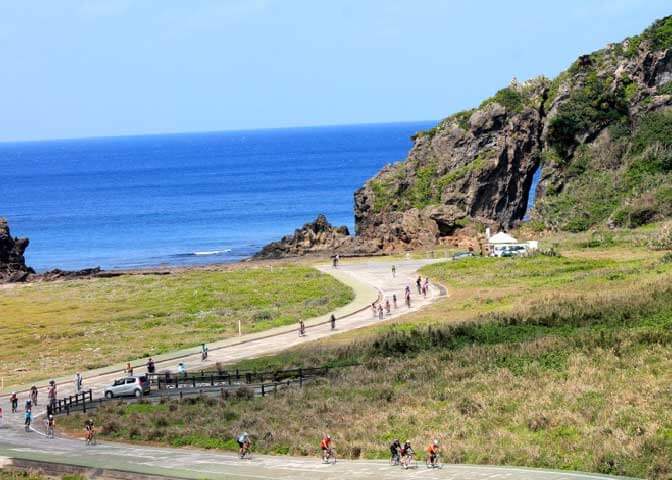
[0,217,108,283]
[0,218,34,282]
[38,267,103,281]
[255,214,376,258]
[353,79,546,250]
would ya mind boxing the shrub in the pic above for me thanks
[547,72,629,158]
[648,222,672,250]
[235,386,254,400]
[658,80,672,96]
[101,420,120,435]
[629,110,672,156]
[528,414,549,432]
[580,230,614,248]
[480,87,525,113]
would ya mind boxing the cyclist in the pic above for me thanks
[389,438,401,465]
[10,392,18,413]
[320,434,334,462]
[25,398,32,413]
[237,432,251,458]
[401,440,415,468]
[201,343,208,361]
[24,409,32,432]
[46,414,55,438]
[426,439,440,468]
[146,357,156,374]
[85,419,96,445]
[30,386,38,406]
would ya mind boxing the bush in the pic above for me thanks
[235,386,255,400]
[547,72,629,158]
[648,222,672,250]
[480,87,525,113]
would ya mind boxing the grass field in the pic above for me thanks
[0,265,353,386]
[0,471,84,480]
[62,228,672,479]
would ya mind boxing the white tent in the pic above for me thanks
[488,232,519,245]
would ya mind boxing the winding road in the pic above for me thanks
[0,259,631,479]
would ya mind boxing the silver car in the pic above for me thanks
[104,376,150,399]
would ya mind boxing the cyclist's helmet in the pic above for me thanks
[327,434,331,439]
[49,414,53,419]
[433,439,439,446]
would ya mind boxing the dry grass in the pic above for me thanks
[0,265,353,386]
[61,244,672,478]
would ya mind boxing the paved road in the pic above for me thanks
[3,259,441,403]
[0,259,630,479]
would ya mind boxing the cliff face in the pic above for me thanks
[257,16,672,257]
[354,15,672,245]
[0,218,34,282]
[354,80,546,250]
[254,214,380,258]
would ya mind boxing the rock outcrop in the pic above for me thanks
[255,215,381,258]
[0,218,108,283]
[355,15,672,245]
[354,87,546,251]
[0,218,34,282]
[259,15,672,257]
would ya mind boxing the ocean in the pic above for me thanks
[0,122,434,271]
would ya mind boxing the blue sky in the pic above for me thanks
[1,0,670,142]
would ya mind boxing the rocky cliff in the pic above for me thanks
[0,218,34,282]
[254,214,380,258]
[355,15,672,246]
[258,16,672,257]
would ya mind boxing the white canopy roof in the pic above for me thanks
[488,232,519,244]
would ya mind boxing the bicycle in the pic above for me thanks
[46,426,54,439]
[239,442,252,460]
[86,430,97,446]
[390,452,400,466]
[401,452,416,470]
[322,447,336,464]
[426,453,441,469]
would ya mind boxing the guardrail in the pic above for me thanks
[148,365,332,390]
[49,364,356,416]
[47,390,94,416]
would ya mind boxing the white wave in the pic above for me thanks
[193,249,232,256]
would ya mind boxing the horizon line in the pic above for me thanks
[0,118,439,146]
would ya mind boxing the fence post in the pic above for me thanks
[66,404,70,416]
[210,375,214,386]
[82,395,86,413]
[299,368,303,387]
[246,373,251,384]
[227,374,231,386]
[158,378,161,389]
[192,377,196,388]
[179,391,183,401]
[261,384,265,397]
[175,376,178,389]
[236,369,240,381]
[220,387,224,399]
